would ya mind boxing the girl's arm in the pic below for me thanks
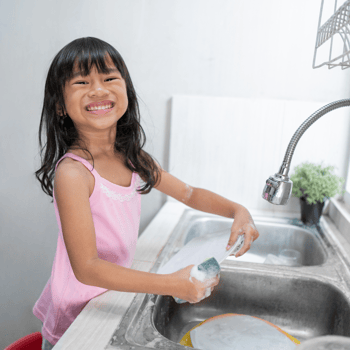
[54,159,217,303]
[154,169,259,257]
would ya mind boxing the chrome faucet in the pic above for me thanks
[262,99,350,205]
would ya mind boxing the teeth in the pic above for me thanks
[87,104,112,111]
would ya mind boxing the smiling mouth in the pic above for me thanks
[85,102,115,111]
[87,107,113,115]
[86,103,114,115]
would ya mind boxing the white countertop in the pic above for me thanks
[52,201,350,349]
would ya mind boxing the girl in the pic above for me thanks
[33,37,259,348]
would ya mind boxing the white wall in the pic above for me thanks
[1,0,350,348]
[169,96,350,215]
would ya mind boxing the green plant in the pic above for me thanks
[290,162,345,204]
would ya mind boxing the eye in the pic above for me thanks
[105,77,118,82]
[75,81,87,85]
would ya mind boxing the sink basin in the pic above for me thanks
[165,216,327,267]
[107,210,350,349]
[153,269,350,343]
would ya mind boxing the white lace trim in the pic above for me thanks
[100,176,140,202]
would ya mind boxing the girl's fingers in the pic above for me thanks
[226,231,240,251]
[227,227,244,255]
[235,235,252,257]
[235,227,257,257]
[227,213,259,258]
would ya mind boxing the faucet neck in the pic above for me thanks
[281,99,350,170]
[278,162,290,177]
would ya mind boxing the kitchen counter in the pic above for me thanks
[52,200,350,349]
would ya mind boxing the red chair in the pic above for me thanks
[5,332,42,350]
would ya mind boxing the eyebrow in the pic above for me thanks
[71,67,119,79]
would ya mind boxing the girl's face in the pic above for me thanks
[61,55,128,135]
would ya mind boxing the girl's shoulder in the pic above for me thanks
[55,155,95,197]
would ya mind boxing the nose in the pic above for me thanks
[89,84,109,97]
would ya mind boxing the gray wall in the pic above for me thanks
[1,0,350,348]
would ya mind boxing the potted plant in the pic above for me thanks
[290,162,344,225]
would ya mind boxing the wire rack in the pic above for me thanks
[313,0,350,69]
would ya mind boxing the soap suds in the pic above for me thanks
[204,287,211,298]
[189,259,220,285]
[189,265,217,292]
[189,266,207,282]
[145,337,164,347]
[188,259,220,302]
[182,184,193,203]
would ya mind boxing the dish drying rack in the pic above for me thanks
[313,0,350,69]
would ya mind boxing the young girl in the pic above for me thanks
[33,37,259,348]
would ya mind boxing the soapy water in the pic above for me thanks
[190,315,297,350]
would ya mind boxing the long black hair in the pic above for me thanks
[35,37,160,197]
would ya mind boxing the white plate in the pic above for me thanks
[157,229,244,275]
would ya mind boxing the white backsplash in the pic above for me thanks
[168,95,350,215]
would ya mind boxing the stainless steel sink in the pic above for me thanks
[106,210,350,349]
[174,217,327,266]
[153,270,350,343]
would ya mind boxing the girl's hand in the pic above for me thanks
[170,265,220,303]
[226,207,259,258]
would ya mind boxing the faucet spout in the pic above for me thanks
[262,99,350,205]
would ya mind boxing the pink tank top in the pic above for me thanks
[33,153,141,345]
